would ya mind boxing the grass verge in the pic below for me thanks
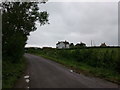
[2,57,27,88]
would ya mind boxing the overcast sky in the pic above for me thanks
[26,2,118,48]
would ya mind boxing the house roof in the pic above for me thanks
[56,41,69,45]
[100,43,107,47]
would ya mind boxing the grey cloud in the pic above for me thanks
[26,2,118,48]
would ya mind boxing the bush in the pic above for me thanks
[2,57,26,88]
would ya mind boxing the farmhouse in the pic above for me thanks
[56,40,70,49]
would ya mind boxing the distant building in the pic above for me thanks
[100,43,107,47]
[56,40,69,49]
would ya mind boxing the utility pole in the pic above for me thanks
[91,40,92,47]
[93,40,96,46]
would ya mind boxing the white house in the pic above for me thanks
[56,41,70,49]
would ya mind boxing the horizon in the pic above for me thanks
[25,40,119,48]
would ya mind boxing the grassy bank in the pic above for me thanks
[27,47,120,84]
[2,57,27,88]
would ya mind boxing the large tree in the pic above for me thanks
[2,1,49,62]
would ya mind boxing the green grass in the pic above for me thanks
[38,54,120,84]
[2,57,27,88]
[27,47,120,84]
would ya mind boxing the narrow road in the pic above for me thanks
[15,53,119,88]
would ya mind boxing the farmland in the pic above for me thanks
[26,47,120,84]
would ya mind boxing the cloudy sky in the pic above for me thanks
[26,1,118,48]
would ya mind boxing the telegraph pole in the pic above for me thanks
[91,40,92,47]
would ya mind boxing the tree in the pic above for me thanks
[69,43,74,48]
[75,42,86,48]
[2,2,49,62]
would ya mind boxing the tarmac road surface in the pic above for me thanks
[15,53,119,88]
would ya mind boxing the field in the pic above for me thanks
[26,47,120,84]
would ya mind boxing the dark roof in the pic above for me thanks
[56,41,69,45]
[100,43,107,47]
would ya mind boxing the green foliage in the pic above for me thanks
[115,49,120,73]
[74,42,86,48]
[2,2,49,88]
[27,48,120,73]
[69,43,74,48]
[2,2,49,62]
[2,57,26,88]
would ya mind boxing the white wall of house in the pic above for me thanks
[56,42,65,49]
[66,44,69,48]
[56,42,69,49]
